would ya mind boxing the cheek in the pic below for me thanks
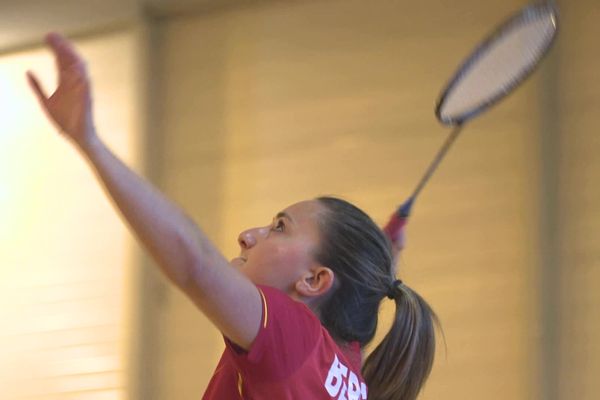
[250,243,313,279]
[273,243,313,269]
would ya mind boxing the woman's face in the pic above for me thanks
[232,200,329,295]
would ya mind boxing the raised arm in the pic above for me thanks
[27,33,262,350]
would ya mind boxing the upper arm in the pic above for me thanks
[181,253,263,351]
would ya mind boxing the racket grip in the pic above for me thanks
[382,197,414,243]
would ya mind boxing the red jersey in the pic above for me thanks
[202,284,368,399]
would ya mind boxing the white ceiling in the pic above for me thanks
[0,0,254,53]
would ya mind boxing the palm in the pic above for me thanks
[28,33,94,145]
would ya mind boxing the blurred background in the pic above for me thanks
[0,0,598,399]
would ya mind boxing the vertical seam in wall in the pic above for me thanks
[537,3,562,400]
[130,8,167,400]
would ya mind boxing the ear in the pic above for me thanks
[295,266,335,298]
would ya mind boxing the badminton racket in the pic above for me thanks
[383,1,559,246]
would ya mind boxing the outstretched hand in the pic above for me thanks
[27,33,96,148]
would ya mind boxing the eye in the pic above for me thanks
[271,219,285,232]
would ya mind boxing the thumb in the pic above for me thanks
[26,70,49,108]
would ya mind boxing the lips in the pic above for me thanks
[231,256,247,266]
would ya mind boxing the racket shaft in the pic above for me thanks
[411,124,463,200]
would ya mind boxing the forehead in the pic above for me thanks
[280,200,326,228]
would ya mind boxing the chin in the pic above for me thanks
[230,257,246,269]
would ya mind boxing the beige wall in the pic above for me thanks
[555,2,600,399]
[0,32,138,399]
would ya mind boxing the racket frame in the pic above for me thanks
[435,1,559,126]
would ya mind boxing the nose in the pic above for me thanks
[238,226,269,249]
[238,229,256,249]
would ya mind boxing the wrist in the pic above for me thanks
[76,129,103,157]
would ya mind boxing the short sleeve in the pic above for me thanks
[223,284,322,380]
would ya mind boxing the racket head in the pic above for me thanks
[436,2,559,126]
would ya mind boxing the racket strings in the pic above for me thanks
[439,6,557,124]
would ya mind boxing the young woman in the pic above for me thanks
[27,33,441,400]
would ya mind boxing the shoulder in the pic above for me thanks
[224,284,324,378]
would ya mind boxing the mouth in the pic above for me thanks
[231,256,247,266]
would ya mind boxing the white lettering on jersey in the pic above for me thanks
[324,354,368,399]
[347,371,361,400]
[325,355,347,396]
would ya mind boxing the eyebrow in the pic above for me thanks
[275,211,295,225]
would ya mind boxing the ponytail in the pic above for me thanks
[314,197,444,400]
[362,283,443,400]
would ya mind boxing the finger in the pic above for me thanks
[45,32,83,71]
[26,71,49,107]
